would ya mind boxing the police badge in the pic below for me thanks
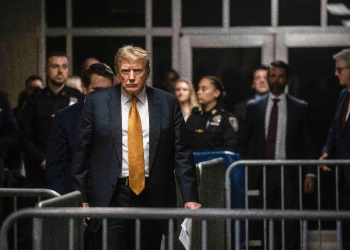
[229,116,239,132]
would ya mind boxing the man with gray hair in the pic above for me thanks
[320,48,350,249]
[72,45,200,249]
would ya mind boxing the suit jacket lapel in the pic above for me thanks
[107,85,122,166]
[147,86,160,170]
[260,95,268,141]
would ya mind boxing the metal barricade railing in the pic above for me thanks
[0,188,60,250]
[34,191,83,250]
[2,207,350,250]
[225,159,350,250]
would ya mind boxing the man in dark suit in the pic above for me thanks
[0,90,18,223]
[72,45,201,249]
[234,65,269,125]
[238,60,315,250]
[320,48,350,249]
[46,63,114,195]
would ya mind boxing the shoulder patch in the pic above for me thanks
[229,116,239,132]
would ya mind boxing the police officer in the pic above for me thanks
[19,51,84,189]
[186,76,238,152]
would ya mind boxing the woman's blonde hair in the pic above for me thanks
[174,78,199,118]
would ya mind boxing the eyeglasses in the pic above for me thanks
[336,66,350,74]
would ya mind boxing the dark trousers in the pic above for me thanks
[248,167,300,250]
[85,179,162,250]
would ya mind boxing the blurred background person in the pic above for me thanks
[186,76,239,152]
[46,63,114,195]
[174,78,199,122]
[0,90,18,224]
[4,75,44,184]
[80,57,100,77]
[66,75,83,93]
[160,68,179,94]
[18,51,84,189]
[234,65,269,125]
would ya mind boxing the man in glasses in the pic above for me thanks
[320,48,350,249]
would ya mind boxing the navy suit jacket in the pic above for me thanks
[46,100,84,195]
[0,90,18,182]
[322,88,350,188]
[71,85,199,233]
[238,94,316,188]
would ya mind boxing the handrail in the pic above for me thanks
[224,159,350,250]
[0,188,60,198]
[1,207,350,250]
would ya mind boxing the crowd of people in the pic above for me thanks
[0,46,350,249]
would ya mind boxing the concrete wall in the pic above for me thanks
[0,0,41,107]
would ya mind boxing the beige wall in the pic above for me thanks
[0,0,41,107]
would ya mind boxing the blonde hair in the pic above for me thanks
[174,79,199,120]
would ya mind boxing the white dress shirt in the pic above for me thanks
[265,92,287,160]
[120,86,150,177]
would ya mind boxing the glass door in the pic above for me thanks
[180,35,274,112]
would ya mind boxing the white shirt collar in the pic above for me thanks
[268,92,286,102]
[121,85,147,106]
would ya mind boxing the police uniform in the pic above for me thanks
[186,105,239,152]
[18,85,84,188]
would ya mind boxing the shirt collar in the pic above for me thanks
[268,92,286,103]
[121,85,147,106]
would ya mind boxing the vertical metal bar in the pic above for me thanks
[245,165,249,250]
[317,165,322,250]
[299,165,303,250]
[13,196,17,250]
[235,219,240,250]
[69,218,74,250]
[202,219,207,250]
[145,0,153,86]
[135,219,141,250]
[33,218,42,250]
[66,0,73,74]
[269,220,274,250]
[168,219,174,250]
[302,220,308,250]
[102,218,108,250]
[172,0,181,71]
[223,0,230,28]
[320,0,328,27]
[281,165,285,250]
[39,0,46,82]
[336,165,341,250]
[263,165,267,250]
[271,0,278,27]
[226,164,232,250]
[337,220,342,250]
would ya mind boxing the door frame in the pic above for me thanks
[179,34,274,81]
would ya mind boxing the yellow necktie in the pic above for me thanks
[128,96,145,195]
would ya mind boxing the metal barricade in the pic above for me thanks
[34,191,83,250]
[174,157,226,250]
[225,159,350,250]
[2,207,350,250]
[0,188,60,250]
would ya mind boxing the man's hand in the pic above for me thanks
[304,176,315,194]
[83,203,90,228]
[319,153,331,171]
[184,202,201,209]
[41,159,46,170]
[5,169,18,183]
